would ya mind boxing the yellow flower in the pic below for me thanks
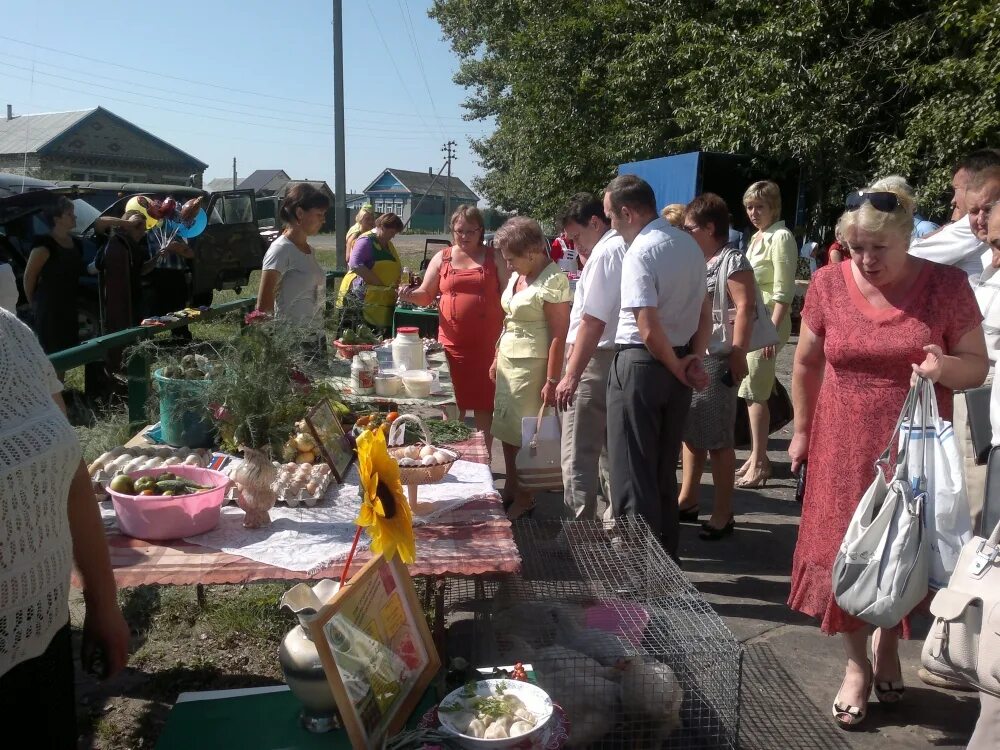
[355,428,415,564]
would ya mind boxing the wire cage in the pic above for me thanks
[441,518,742,749]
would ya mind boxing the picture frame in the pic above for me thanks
[308,555,440,749]
[305,398,354,483]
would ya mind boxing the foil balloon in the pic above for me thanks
[179,196,204,223]
[124,196,158,230]
[176,208,207,239]
[159,197,178,219]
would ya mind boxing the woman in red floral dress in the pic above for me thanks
[788,186,987,730]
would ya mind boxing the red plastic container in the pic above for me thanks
[107,465,230,540]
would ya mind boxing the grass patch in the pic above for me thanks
[75,404,134,464]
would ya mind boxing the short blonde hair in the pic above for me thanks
[742,180,781,219]
[660,203,686,227]
[493,216,547,258]
[450,204,485,243]
[836,185,916,245]
[354,206,374,224]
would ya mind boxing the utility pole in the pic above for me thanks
[442,140,456,231]
[232,157,237,190]
[332,0,348,269]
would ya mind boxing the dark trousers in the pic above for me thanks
[151,267,191,339]
[0,623,76,748]
[607,347,693,558]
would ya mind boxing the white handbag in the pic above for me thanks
[706,249,780,356]
[831,382,930,629]
[921,518,1000,696]
[515,405,563,492]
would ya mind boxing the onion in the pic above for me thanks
[421,455,437,466]
[432,451,450,464]
[419,445,436,458]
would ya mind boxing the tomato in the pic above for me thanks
[140,489,156,496]
[386,411,399,424]
[109,474,135,495]
[356,415,372,427]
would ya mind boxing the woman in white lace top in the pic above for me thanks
[0,308,129,745]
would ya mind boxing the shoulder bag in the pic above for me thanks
[921,516,1000,696]
[831,381,930,629]
[707,249,780,356]
[516,405,563,491]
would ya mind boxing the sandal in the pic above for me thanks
[735,461,772,489]
[832,660,873,731]
[678,504,700,522]
[873,632,905,705]
[698,518,736,541]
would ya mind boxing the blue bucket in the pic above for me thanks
[153,369,214,448]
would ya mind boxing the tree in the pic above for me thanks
[431,0,1000,228]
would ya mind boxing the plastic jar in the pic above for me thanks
[392,327,426,372]
[350,354,375,394]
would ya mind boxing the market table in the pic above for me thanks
[81,431,518,588]
[325,350,460,420]
[392,305,439,338]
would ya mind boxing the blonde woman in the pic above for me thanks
[345,204,375,263]
[788,184,986,729]
[736,181,797,487]
[660,203,686,228]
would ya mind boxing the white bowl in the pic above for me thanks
[437,679,553,749]
[374,373,402,397]
[401,369,433,398]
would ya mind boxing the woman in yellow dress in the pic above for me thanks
[337,213,403,329]
[489,217,572,520]
[345,204,375,264]
[737,181,798,488]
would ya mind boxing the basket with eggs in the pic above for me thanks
[387,415,460,498]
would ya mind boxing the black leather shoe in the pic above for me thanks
[699,518,736,540]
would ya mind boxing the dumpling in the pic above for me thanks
[514,707,535,723]
[450,711,476,733]
[502,694,526,711]
[467,718,487,738]
[510,720,535,737]
[484,720,510,739]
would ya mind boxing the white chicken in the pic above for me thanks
[618,657,684,745]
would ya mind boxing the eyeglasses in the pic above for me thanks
[845,191,899,213]
[682,224,700,233]
[453,229,479,237]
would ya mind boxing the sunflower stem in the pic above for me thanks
[339,525,364,585]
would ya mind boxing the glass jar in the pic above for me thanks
[392,326,426,372]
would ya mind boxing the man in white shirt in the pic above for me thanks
[554,193,627,521]
[603,175,710,558]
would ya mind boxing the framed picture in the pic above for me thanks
[306,399,354,483]
[308,555,440,749]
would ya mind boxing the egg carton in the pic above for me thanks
[89,446,211,490]
[223,461,333,508]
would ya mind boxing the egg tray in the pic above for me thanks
[89,446,211,492]
[223,461,333,508]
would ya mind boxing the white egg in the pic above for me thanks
[432,451,450,464]
[398,457,418,467]
[419,445,436,458]
[421,455,437,466]
[402,445,420,460]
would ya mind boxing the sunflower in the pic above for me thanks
[355,428,416,564]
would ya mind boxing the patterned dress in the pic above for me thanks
[788,260,983,635]
[684,247,753,450]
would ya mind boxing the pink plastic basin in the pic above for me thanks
[107,465,230,540]
[585,601,651,647]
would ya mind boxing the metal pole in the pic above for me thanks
[232,157,237,190]
[333,0,348,269]
[442,140,456,232]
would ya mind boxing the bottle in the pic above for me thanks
[401,266,413,287]
[350,354,375,394]
[392,326,426,372]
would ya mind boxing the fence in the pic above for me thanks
[49,270,345,422]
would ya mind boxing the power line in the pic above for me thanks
[397,0,446,139]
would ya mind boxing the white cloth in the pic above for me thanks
[0,309,79,678]
[993,368,1000,447]
[261,235,326,323]
[910,217,990,283]
[615,217,707,346]
[0,263,17,312]
[99,459,496,573]
[566,229,627,349]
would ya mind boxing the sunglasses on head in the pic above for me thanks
[845,190,899,213]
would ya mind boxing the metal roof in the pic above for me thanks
[238,169,289,192]
[363,168,479,202]
[205,177,241,192]
[0,109,92,155]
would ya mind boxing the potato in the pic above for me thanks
[295,450,316,464]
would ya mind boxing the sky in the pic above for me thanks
[2,0,493,197]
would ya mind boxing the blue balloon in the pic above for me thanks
[177,209,208,239]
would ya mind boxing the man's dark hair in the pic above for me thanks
[954,148,1000,177]
[605,175,656,215]
[561,192,608,229]
[685,193,730,241]
[280,182,330,222]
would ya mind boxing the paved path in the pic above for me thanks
[491,340,980,748]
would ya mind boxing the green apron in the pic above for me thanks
[337,230,402,328]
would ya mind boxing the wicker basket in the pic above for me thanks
[332,339,376,359]
[387,414,460,486]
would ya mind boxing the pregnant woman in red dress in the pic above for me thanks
[788,185,987,730]
[398,205,507,445]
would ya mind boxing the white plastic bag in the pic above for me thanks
[901,379,973,590]
[516,406,563,491]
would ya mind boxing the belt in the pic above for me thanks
[615,343,691,357]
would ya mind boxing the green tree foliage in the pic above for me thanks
[430,0,1000,227]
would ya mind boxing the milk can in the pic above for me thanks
[391,326,426,371]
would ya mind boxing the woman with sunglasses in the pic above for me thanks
[398,205,508,446]
[788,185,988,730]
[737,181,798,488]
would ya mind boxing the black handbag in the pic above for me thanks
[734,379,794,449]
[965,385,993,465]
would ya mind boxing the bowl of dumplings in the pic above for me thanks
[437,679,553,748]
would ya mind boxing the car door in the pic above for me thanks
[190,190,267,298]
